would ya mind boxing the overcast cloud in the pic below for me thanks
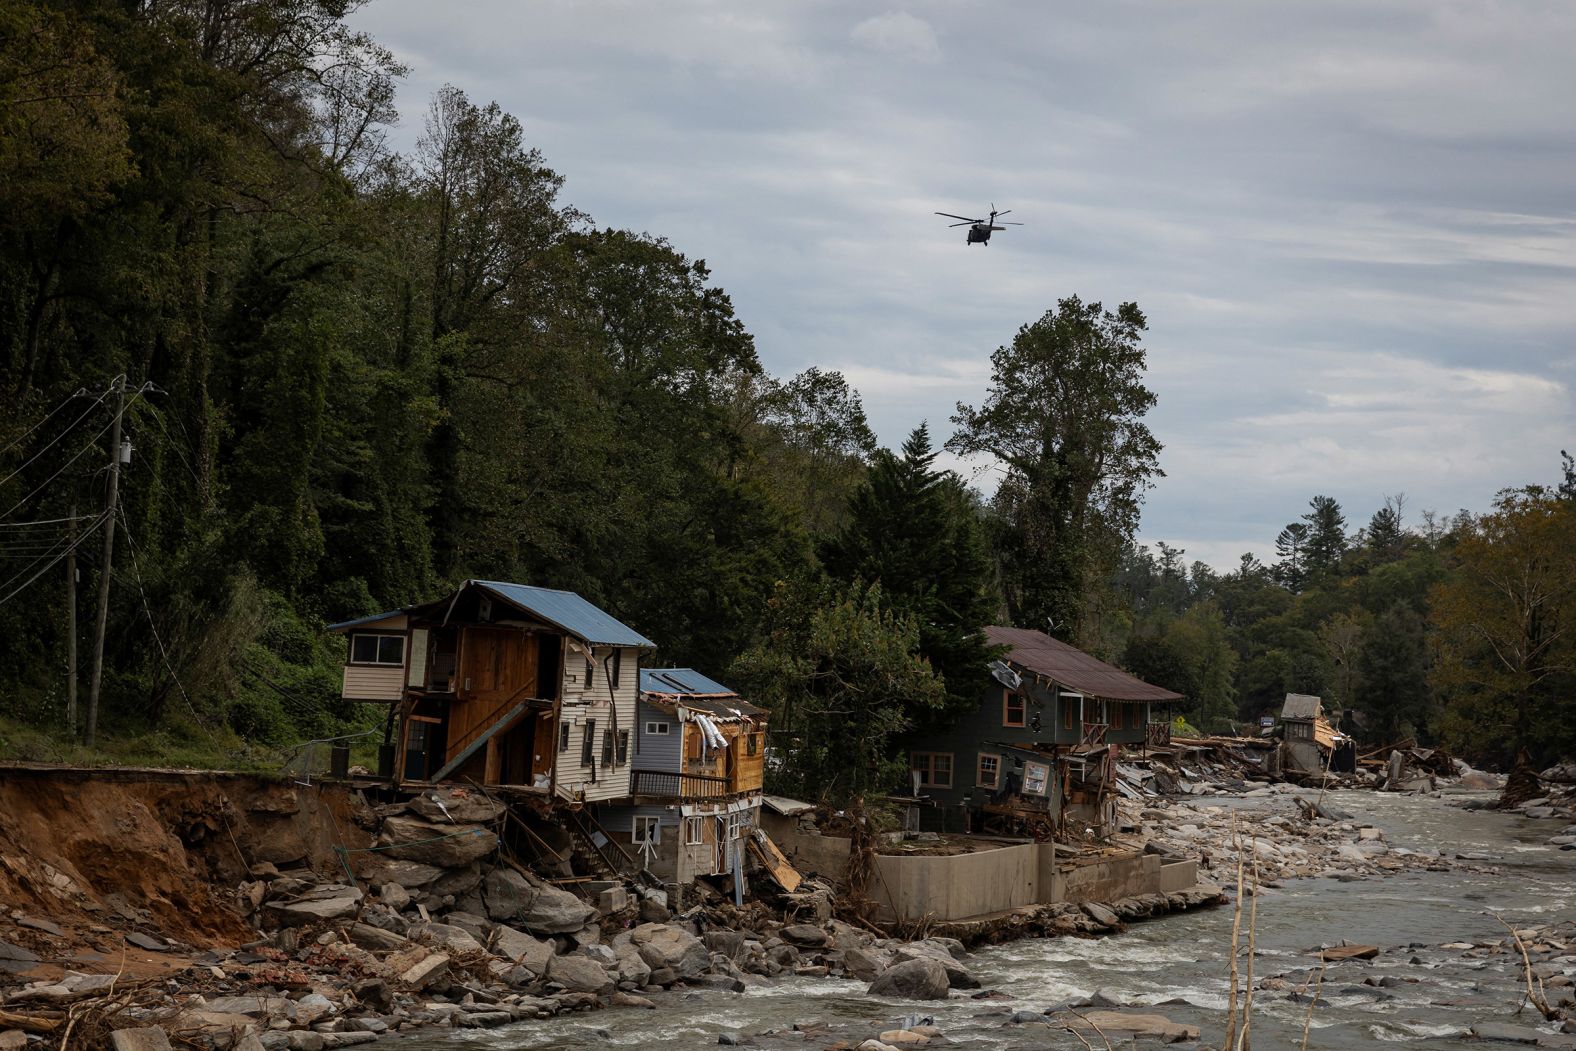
[351,1,1576,569]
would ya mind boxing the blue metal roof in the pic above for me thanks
[326,609,406,633]
[639,667,736,696]
[472,580,655,648]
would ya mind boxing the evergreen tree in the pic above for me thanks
[1274,521,1310,592]
[1357,603,1431,742]
[1302,495,1348,577]
[821,423,998,716]
[1365,495,1406,562]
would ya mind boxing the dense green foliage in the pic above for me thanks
[1,0,1566,788]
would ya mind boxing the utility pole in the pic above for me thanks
[85,376,125,747]
[65,502,78,735]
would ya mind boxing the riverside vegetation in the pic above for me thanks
[2,0,1575,803]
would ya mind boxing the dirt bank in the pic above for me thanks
[0,766,373,951]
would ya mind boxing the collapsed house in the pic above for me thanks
[1276,692,1355,778]
[328,579,654,800]
[597,668,767,886]
[905,625,1183,837]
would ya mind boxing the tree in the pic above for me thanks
[1365,494,1406,562]
[1432,489,1576,767]
[729,580,946,803]
[821,423,999,716]
[1318,610,1366,721]
[1560,450,1575,503]
[1302,495,1348,578]
[742,367,876,537]
[947,296,1162,641]
[1356,603,1430,742]
[1273,521,1310,592]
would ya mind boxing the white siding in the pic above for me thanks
[555,645,639,803]
[407,628,429,687]
[342,664,403,701]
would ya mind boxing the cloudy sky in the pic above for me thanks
[351,1,1576,569]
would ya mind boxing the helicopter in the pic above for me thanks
[935,204,1023,245]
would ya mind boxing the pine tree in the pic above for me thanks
[1302,495,1348,577]
[1274,521,1310,592]
[822,423,999,716]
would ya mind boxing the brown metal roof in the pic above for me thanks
[985,625,1184,703]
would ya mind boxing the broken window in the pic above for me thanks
[977,753,1000,789]
[1003,689,1025,728]
[684,816,705,845]
[618,730,630,764]
[602,727,615,765]
[558,722,570,753]
[633,816,660,843]
[910,752,953,789]
[582,719,596,765]
[1023,761,1050,795]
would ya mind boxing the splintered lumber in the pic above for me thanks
[1319,944,1379,961]
[749,831,803,892]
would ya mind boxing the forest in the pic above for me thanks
[2,0,1572,796]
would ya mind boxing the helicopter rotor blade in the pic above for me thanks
[997,221,1024,226]
[994,209,1012,218]
[935,212,981,222]
[949,221,973,227]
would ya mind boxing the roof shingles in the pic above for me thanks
[984,625,1183,703]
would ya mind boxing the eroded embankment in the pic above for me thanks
[0,766,372,950]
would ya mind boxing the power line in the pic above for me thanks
[0,388,146,522]
[0,514,98,530]
[0,385,110,490]
[0,386,94,458]
[0,511,108,610]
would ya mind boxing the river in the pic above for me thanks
[395,791,1575,1049]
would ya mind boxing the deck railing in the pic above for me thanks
[1080,721,1110,747]
[1146,720,1172,748]
[631,768,731,800]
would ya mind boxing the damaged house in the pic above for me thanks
[328,579,654,802]
[598,669,767,886]
[907,626,1182,837]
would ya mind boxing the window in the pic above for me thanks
[602,727,615,765]
[610,649,622,689]
[618,730,630,764]
[683,816,705,845]
[1003,689,1025,728]
[910,752,953,789]
[350,634,404,666]
[977,753,1001,789]
[633,816,660,844]
[559,722,570,752]
[1024,761,1050,796]
[585,658,594,688]
[1111,704,1124,730]
[581,719,596,765]
[725,813,744,841]
[645,721,671,736]
[745,732,759,756]
[1062,694,1080,731]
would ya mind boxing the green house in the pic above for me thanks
[907,625,1182,835]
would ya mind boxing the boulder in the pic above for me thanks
[1081,902,1121,928]
[378,816,497,867]
[110,1029,174,1051]
[483,868,595,933]
[704,930,747,958]
[546,954,613,994]
[408,788,506,825]
[1062,1011,1199,1043]
[780,923,829,948]
[1467,1021,1548,1044]
[411,922,483,954]
[843,945,892,981]
[867,958,951,1001]
[1320,944,1380,962]
[493,924,555,973]
[348,924,408,952]
[892,943,978,989]
[611,935,652,986]
[631,923,710,979]
[350,978,392,1012]
[263,884,363,926]
[426,862,485,899]
[357,858,444,889]
[441,910,492,941]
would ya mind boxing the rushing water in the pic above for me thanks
[396,791,1576,1050]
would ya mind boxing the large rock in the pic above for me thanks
[110,1029,174,1051]
[612,937,652,986]
[1062,1011,1199,1043]
[780,924,828,948]
[843,945,893,981]
[493,924,554,974]
[408,788,506,825]
[411,922,484,954]
[631,922,709,979]
[483,868,594,934]
[426,862,485,899]
[867,958,951,1001]
[357,858,444,889]
[378,816,497,867]
[266,884,363,926]
[546,954,613,994]
[893,942,979,989]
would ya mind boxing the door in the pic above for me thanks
[460,627,538,704]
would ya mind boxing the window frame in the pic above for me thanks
[349,632,405,667]
[633,815,660,844]
[618,729,630,764]
[559,722,570,753]
[683,816,705,845]
[581,719,596,765]
[1023,761,1050,796]
[1003,688,1025,728]
[1062,693,1081,731]
[911,751,954,789]
[645,721,671,736]
[745,731,759,756]
[602,727,615,765]
[610,648,623,689]
[977,752,1001,789]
